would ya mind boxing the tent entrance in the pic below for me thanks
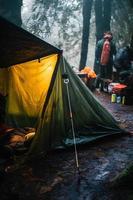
[0,54,58,128]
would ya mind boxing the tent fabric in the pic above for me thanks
[29,66,65,155]
[0,68,9,96]
[62,60,121,139]
[0,54,58,127]
[29,58,123,155]
[0,17,124,157]
[0,16,61,68]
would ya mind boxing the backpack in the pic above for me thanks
[100,39,111,65]
[114,47,131,70]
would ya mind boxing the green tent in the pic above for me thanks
[0,16,123,156]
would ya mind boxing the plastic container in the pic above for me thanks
[111,94,116,103]
[122,96,125,105]
[116,96,121,103]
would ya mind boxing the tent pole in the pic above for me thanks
[63,58,80,172]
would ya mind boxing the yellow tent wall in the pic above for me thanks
[0,54,58,127]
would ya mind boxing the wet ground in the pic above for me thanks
[0,92,133,200]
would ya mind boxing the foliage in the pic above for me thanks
[23,0,82,66]
[111,0,133,47]
[79,0,93,70]
[22,0,133,67]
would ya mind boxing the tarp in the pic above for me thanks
[29,58,123,155]
[0,16,124,156]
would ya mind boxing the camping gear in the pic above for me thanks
[111,94,126,105]
[0,16,124,158]
[80,67,96,91]
[122,96,126,105]
[80,67,97,79]
[111,94,117,103]
[112,83,127,95]
[116,96,121,104]
[108,82,119,93]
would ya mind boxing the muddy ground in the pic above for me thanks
[0,91,133,200]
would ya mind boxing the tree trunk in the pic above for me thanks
[0,0,22,26]
[94,0,103,42]
[103,0,112,32]
[79,0,93,71]
[94,0,112,73]
[129,0,133,7]
[95,0,112,42]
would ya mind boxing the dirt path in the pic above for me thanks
[0,92,133,200]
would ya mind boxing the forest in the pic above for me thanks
[22,0,133,69]
[0,0,133,69]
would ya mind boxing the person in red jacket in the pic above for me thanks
[95,31,116,91]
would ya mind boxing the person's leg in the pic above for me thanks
[106,64,113,80]
[99,65,105,91]
[94,74,100,89]
[94,62,100,89]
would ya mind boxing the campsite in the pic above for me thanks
[0,1,133,200]
[0,16,133,200]
[0,91,133,200]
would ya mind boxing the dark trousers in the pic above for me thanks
[95,64,112,90]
